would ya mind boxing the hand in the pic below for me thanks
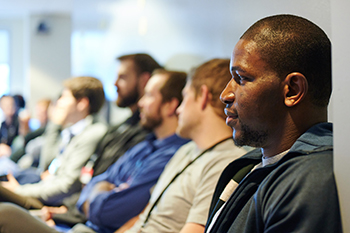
[94,181,117,192]
[46,219,56,227]
[114,182,130,192]
[83,181,116,217]
[41,205,68,222]
[1,173,20,192]
[40,170,53,181]
[18,109,31,136]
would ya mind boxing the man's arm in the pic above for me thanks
[114,215,140,233]
[180,223,205,233]
[82,181,116,217]
[0,183,43,210]
[85,149,175,230]
[76,167,112,214]
[114,202,150,233]
[14,122,107,203]
[257,154,342,233]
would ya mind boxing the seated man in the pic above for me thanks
[120,59,251,233]
[0,95,19,147]
[42,57,174,228]
[205,15,342,233]
[68,69,189,233]
[1,76,108,205]
[0,69,189,233]
[0,98,51,172]
[50,53,161,226]
[90,53,163,176]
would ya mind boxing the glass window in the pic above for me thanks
[0,30,10,96]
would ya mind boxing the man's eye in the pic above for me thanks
[233,74,248,84]
[237,74,245,81]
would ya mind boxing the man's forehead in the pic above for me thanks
[0,96,14,103]
[146,74,167,90]
[230,39,261,71]
[231,39,257,57]
[118,59,136,73]
[61,88,73,96]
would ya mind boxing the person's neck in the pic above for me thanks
[153,117,178,140]
[5,116,13,125]
[129,104,138,114]
[261,108,328,158]
[63,113,89,129]
[193,117,233,151]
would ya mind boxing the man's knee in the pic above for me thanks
[0,202,22,218]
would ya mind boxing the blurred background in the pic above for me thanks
[0,0,333,122]
[0,0,349,231]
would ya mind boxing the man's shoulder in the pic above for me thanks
[168,140,196,158]
[259,149,334,197]
[275,146,333,174]
[83,120,108,136]
[282,149,333,176]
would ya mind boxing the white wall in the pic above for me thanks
[0,14,71,116]
[29,14,71,114]
[331,0,350,232]
[70,0,333,118]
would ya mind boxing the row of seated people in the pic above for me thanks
[0,14,343,233]
[0,94,48,152]
[0,54,250,233]
[0,97,52,174]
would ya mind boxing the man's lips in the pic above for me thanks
[224,108,238,118]
[224,108,238,126]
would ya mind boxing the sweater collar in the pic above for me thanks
[240,122,333,161]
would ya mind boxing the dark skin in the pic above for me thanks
[220,39,328,158]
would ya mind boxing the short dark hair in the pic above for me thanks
[13,95,25,109]
[63,76,105,114]
[152,69,187,107]
[117,53,162,76]
[241,14,331,107]
[188,59,231,119]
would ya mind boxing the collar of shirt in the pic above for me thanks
[261,149,290,167]
[145,133,183,150]
[61,115,92,143]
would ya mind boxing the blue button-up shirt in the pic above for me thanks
[76,133,189,233]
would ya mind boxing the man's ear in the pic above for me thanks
[283,72,308,107]
[199,85,210,110]
[163,98,180,117]
[77,97,90,112]
[138,72,151,94]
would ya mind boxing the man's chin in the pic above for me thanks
[232,130,251,147]
[233,129,268,148]
[232,134,245,147]
[116,99,126,108]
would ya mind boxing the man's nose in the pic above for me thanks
[220,80,235,104]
